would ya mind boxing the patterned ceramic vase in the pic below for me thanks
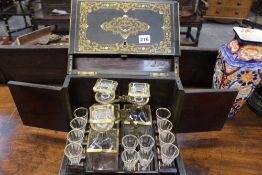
[213,27,262,117]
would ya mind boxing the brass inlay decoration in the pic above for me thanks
[77,1,172,54]
[100,15,150,40]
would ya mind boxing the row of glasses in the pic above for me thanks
[156,108,180,166]
[121,134,155,171]
[64,107,88,165]
[139,135,155,171]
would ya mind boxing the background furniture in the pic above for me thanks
[251,0,262,16]
[31,0,70,34]
[178,0,208,46]
[204,0,253,22]
[0,44,68,84]
[0,0,32,40]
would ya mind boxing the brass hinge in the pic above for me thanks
[150,72,168,77]
[77,71,97,76]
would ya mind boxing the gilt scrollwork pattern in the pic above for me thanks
[77,1,173,54]
[100,15,150,40]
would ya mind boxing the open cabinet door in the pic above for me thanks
[8,81,71,131]
[176,88,238,133]
[0,70,6,83]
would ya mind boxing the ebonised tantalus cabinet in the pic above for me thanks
[7,0,238,174]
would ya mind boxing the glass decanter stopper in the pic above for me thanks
[89,104,115,132]
[93,79,118,104]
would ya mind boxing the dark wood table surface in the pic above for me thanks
[0,85,261,175]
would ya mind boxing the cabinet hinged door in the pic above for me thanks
[175,88,238,133]
[8,81,72,131]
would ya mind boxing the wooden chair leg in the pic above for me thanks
[18,0,30,27]
[186,27,191,38]
[3,16,12,41]
[194,24,202,46]
[32,23,38,30]
[54,25,58,31]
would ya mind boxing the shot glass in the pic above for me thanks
[122,135,138,150]
[73,107,88,122]
[138,135,155,151]
[159,131,175,146]
[121,149,138,171]
[161,143,179,166]
[157,119,173,133]
[64,143,83,165]
[70,117,87,133]
[156,108,171,122]
[138,149,154,170]
[67,129,84,144]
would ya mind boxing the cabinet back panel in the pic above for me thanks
[73,57,174,72]
[66,76,179,121]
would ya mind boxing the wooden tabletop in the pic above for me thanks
[0,85,261,175]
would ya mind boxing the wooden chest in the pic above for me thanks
[6,0,238,174]
[204,0,253,21]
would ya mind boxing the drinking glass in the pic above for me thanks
[70,117,87,133]
[161,143,179,166]
[121,149,138,171]
[157,119,173,133]
[159,131,175,146]
[73,107,88,122]
[138,135,155,151]
[67,129,84,144]
[64,143,83,165]
[138,149,154,170]
[122,135,138,150]
[156,108,171,122]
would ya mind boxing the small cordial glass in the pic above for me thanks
[73,107,88,122]
[138,149,154,170]
[67,129,84,144]
[157,119,173,133]
[156,108,171,122]
[161,143,179,166]
[159,131,176,146]
[64,143,83,165]
[121,149,138,171]
[70,117,87,133]
[138,135,155,151]
[122,135,138,150]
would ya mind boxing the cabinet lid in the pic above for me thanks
[69,0,179,56]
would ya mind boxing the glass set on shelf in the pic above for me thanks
[64,107,88,166]
[156,108,180,166]
[121,134,155,171]
[63,78,180,172]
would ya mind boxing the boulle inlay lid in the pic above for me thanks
[69,0,179,55]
